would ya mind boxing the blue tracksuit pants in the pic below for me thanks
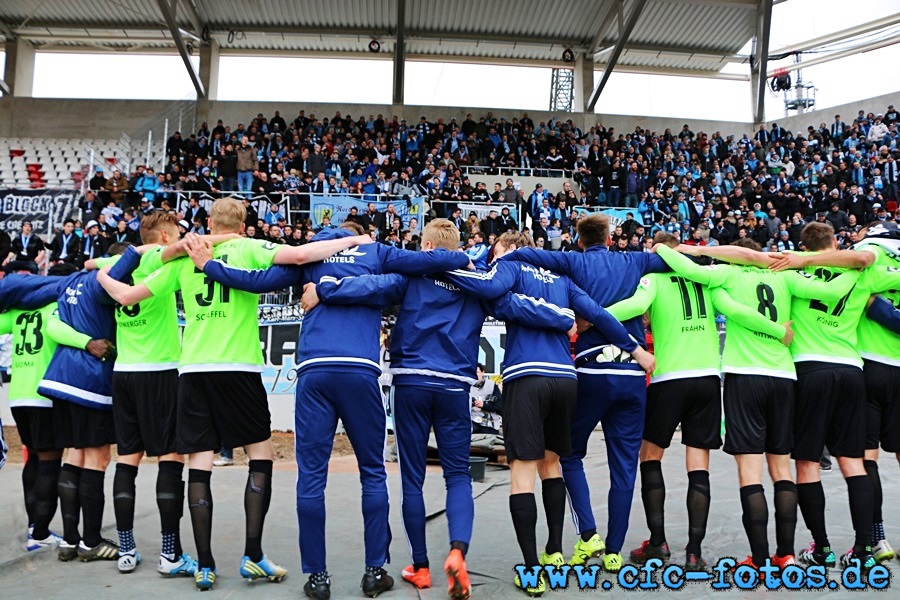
[392,383,474,564]
[295,370,391,573]
[561,370,646,553]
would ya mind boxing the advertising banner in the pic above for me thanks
[0,189,79,236]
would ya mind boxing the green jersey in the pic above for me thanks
[790,249,900,368]
[607,272,785,383]
[657,245,858,379]
[143,237,279,373]
[855,243,900,367]
[96,247,180,371]
[0,304,62,408]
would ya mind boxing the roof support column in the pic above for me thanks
[573,52,593,113]
[3,37,35,97]
[156,0,206,98]
[199,38,219,101]
[751,0,773,125]
[587,0,648,112]
[392,0,407,105]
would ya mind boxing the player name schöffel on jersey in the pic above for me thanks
[144,238,280,373]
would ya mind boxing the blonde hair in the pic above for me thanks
[209,197,246,233]
[495,230,535,252]
[138,211,179,244]
[421,218,460,251]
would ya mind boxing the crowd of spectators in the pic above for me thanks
[3,101,899,276]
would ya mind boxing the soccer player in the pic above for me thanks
[769,221,900,564]
[184,220,473,599]
[89,212,197,575]
[96,197,375,591]
[654,240,858,570]
[0,263,105,552]
[302,220,577,600]
[499,214,666,571]
[603,232,794,570]
[442,231,655,594]
[37,244,142,562]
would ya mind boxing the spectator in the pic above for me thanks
[80,220,107,264]
[48,219,80,264]
[361,203,386,234]
[470,365,502,435]
[104,169,130,206]
[236,136,257,195]
[3,221,45,274]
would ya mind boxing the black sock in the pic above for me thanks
[188,469,215,570]
[846,475,874,555]
[797,481,828,549]
[413,561,429,570]
[22,452,38,526]
[509,493,539,567]
[541,478,566,555]
[32,459,61,540]
[243,460,273,563]
[685,470,710,557]
[864,460,882,524]
[580,529,597,542]
[57,464,82,545]
[450,541,468,556]
[79,468,106,548]
[113,463,138,532]
[157,461,185,558]
[640,461,666,546]
[740,484,769,565]
[773,480,797,557]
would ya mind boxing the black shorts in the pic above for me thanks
[503,376,577,461]
[645,376,722,450]
[52,401,116,450]
[11,406,60,452]
[792,362,866,461]
[176,371,271,455]
[113,370,179,457]
[864,360,900,452]
[722,374,794,455]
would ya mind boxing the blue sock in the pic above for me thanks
[118,529,136,554]
[161,532,177,559]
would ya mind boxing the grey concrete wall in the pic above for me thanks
[0,96,751,141]
[772,91,899,135]
[0,97,173,138]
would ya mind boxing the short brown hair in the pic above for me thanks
[801,221,836,251]
[138,211,179,244]
[652,232,679,248]
[421,218,460,251]
[576,214,610,248]
[732,238,762,252]
[495,230,535,252]
[209,197,246,233]
[340,221,365,235]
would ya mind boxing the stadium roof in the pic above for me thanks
[0,0,757,78]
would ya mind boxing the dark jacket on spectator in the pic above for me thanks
[48,231,80,263]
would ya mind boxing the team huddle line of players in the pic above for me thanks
[2,196,900,599]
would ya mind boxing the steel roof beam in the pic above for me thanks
[751,0,773,124]
[587,0,648,111]
[392,0,406,104]
[156,0,205,97]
